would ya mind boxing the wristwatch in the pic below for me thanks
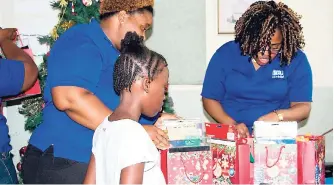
[274,110,284,121]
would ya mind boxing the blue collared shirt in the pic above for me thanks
[29,19,157,163]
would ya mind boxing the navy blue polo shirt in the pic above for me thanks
[29,19,157,163]
[0,59,24,152]
[202,41,312,132]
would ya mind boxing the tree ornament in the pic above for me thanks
[71,1,77,16]
[61,20,75,30]
[59,0,68,7]
[82,0,92,6]
[19,146,27,157]
[50,27,59,40]
[16,162,22,171]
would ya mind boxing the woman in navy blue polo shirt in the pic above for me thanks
[22,0,176,184]
[202,1,312,137]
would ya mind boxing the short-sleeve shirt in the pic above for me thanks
[201,41,313,132]
[93,118,166,185]
[29,19,157,163]
[0,59,24,152]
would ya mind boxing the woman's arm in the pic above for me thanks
[48,43,112,130]
[258,102,311,122]
[202,97,236,125]
[120,163,145,184]
[83,154,96,184]
[0,29,38,92]
[278,102,311,121]
[52,86,112,130]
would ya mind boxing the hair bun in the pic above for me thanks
[120,32,144,54]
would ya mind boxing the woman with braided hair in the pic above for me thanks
[202,1,312,137]
[84,31,168,185]
[22,0,176,183]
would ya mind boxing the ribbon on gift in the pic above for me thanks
[180,152,205,184]
[265,145,285,168]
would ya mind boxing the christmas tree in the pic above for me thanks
[16,0,174,179]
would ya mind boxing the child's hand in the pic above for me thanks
[143,125,169,150]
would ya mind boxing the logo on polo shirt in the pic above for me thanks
[272,69,284,79]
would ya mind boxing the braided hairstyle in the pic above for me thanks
[235,1,305,66]
[113,31,168,95]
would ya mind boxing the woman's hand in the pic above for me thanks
[235,123,250,138]
[143,125,169,150]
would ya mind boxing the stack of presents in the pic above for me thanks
[159,119,330,184]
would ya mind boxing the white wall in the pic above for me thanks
[1,0,333,170]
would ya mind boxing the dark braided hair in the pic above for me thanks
[235,1,305,66]
[113,31,168,95]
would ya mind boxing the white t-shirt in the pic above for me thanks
[92,117,166,185]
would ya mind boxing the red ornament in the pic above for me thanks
[71,2,77,16]
[46,51,50,57]
[19,146,27,157]
[16,162,22,171]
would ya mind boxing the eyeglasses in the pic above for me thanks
[262,43,282,54]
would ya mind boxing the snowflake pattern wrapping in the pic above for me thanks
[254,144,297,185]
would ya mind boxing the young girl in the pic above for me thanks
[83,32,168,185]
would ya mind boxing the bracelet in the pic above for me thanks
[274,110,284,121]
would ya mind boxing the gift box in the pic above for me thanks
[161,146,213,184]
[297,135,326,184]
[253,121,298,139]
[159,119,205,148]
[205,123,238,141]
